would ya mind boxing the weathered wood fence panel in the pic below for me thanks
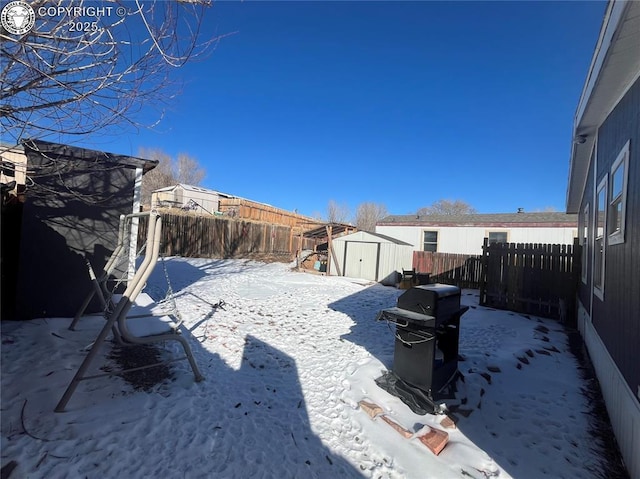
[137,213,315,260]
[413,240,581,323]
[479,238,581,322]
[413,251,483,289]
[218,197,323,229]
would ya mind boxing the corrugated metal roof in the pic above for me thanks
[303,223,355,239]
[378,212,578,226]
[344,231,413,246]
[154,183,231,196]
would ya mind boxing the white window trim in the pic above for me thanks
[594,175,607,300]
[581,203,589,284]
[422,229,438,252]
[129,167,143,281]
[486,229,510,245]
[588,135,597,318]
[608,140,630,246]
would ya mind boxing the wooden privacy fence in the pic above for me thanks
[137,213,316,259]
[412,251,483,289]
[479,238,581,322]
[218,197,323,229]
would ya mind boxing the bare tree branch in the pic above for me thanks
[176,153,205,186]
[355,202,388,232]
[1,0,229,143]
[326,200,351,224]
[417,199,477,216]
[139,148,206,205]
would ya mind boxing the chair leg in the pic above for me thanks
[175,335,204,382]
[69,288,96,330]
[70,259,110,331]
[55,317,117,412]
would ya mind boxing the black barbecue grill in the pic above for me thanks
[376,284,468,413]
[397,284,462,320]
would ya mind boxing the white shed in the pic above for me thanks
[329,231,413,285]
[152,184,226,215]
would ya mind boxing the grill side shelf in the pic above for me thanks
[376,307,436,327]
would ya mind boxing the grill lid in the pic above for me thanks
[408,284,460,298]
[396,283,462,319]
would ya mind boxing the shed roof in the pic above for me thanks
[566,0,640,212]
[378,212,578,228]
[154,183,231,196]
[302,223,356,239]
[334,230,412,246]
[21,139,158,173]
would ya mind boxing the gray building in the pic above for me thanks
[7,140,156,320]
[566,2,640,477]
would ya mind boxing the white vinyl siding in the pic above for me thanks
[376,225,578,255]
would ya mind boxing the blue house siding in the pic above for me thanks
[589,76,640,396]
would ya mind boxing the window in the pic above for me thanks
[423,231,438,252]
[581,203,589,283]
[608,140,629,245]
[488,231,508,245]
[594,176,607,297]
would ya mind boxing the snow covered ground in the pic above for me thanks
[1,258,619,478]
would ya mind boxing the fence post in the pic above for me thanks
[479,237,488,305]
[572,237,581,286]
[567,237,581,327]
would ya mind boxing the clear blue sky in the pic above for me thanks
[87,1,606,218]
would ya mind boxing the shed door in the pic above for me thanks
[344,242,379,281]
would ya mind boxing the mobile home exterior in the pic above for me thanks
[376,212,578,255]
[0,143,27,193]
[152,184,223,215]
[566,2,640,477]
